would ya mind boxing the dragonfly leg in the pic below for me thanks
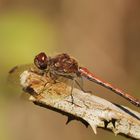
[70,79,75,104]
[49,72,62,84]
[75,77,92,93]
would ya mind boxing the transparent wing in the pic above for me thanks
[7,64,34,99]
[8,64,34,86]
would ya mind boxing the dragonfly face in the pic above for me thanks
[34,52,49,70]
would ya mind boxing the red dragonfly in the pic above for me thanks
[33,52,140,107]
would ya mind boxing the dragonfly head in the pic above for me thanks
[34,52,49,70]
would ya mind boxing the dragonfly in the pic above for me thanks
[8,52,140,107]
[33,52,140,107]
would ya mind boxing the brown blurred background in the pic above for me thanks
[0,0,140,140]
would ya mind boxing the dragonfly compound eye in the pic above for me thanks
[34,52,48,70]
